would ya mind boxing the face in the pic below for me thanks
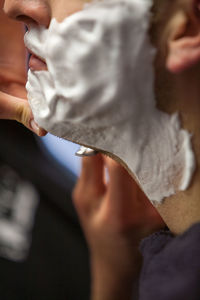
[3,0,92,72]
[3,0,198,205]
[3,0,91,27]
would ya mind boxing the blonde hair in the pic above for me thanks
[150,0,189,53]
[151,1,175,43]
[151,0,191,37]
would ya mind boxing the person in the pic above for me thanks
[73,1,200,299]
[0,5,91,300]
[1,0,200,299]
[0,1,45,136]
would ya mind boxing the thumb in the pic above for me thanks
[0,91,46,136]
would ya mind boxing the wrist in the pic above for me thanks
[90,255,141,300]
[91,270,135,300]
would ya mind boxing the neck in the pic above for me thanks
[154,64,200,235]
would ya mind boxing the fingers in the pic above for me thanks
[81,154,105,190]
[73,154,106,216]
[105,156,138,201]
[75,153,106,199]
[0,91,46,136]
[102,156,145,223]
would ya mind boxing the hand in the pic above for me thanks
[73,154,165,300]
[0,2,46,136]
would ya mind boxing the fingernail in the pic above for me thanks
[30,119,40,135]
[75,146,97,157]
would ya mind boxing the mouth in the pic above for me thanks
[27,49,47,71]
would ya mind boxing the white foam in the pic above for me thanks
[25,0,196,203]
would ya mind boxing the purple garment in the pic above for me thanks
[139,223,200,300]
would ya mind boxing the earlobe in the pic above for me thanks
[166,0,200,73]
[167,34,200,73]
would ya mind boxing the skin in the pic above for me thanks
[1,0,200,299]
[154,64,200,235]
[0,0,46,135]
[73,154,164,300]
[152,0,200,235]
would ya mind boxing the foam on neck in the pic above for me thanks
[25,0,196,203]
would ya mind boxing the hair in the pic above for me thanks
[151,0,193,42]
[150,0,190,56]
[151,0,175,44]
[149,0,191,114]
[148,1,178,112]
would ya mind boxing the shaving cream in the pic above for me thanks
[25,0,196,203]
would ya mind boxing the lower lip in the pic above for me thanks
[29,54,47,71]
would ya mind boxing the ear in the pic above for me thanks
[166,0,200,73]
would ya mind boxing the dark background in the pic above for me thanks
[0,120,90,300]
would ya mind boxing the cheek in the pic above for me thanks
[51,0,92,22]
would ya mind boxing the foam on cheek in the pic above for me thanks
[25,0,196,203]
